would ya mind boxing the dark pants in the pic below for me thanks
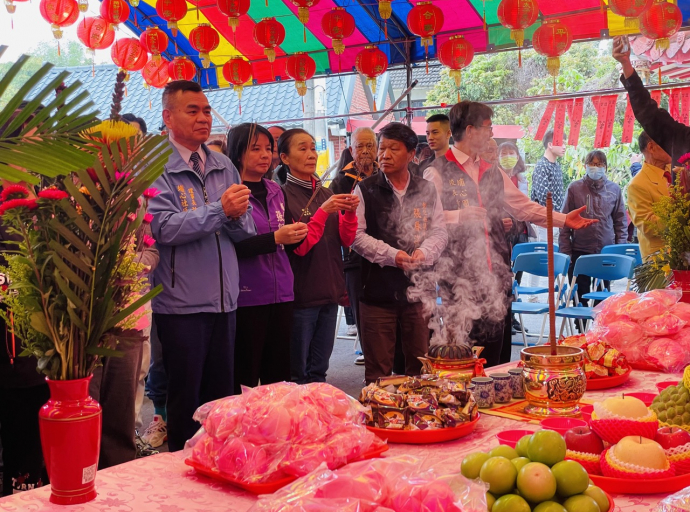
[145,316,168,412]
[0,384,50,495]
[500,299,514,365]
[291,303,338,384]
[344,307,355,325]
[469,315,507,368]
[154,311,236,452]
[235,302,293,393]
[569,252,611,307]
[89,337,142,469]
[345,268,362,337]
[359,301,429,384]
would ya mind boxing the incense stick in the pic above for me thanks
[546,192,557,356]
[297,180,323,222]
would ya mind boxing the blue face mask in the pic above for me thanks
[586,166,606,180]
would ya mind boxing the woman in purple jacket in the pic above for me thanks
[227,123,309,393]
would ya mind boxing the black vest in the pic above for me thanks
[358,172,438,304]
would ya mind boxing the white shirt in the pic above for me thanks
[353,171,448,268]
[423,146,567,228]
[169,134,206,173]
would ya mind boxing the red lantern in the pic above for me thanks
[168,56,196,81]
[407,2,444,52]
[497,0,539,49]
[99,0,130,26]
[223,57,252,113]
[39,0,79,39]
[609,0,653,29]
[142,57,170,88]
[355,46,388,108]
[77,16,115,52]
[155,0,187,36]
[532,19,572,79]
[438,35,474,100]
[5,0,29,14]
[217,0,250,32]
[321,7,355,55]
[189,24,220,69]
[639,0,682,51]
[111,38,148,72]
[285,52,316,96]
[140,26,169,61]
[253,18,285,63]
[291,0,319,25]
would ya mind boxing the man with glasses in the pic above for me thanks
[423,101,596,366]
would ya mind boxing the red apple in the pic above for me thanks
[564,426,605,455]
[655,427,690,450]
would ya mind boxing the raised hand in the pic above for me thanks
[565,206,599,230]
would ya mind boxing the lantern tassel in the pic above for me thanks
[57,40,61,57]
[656,38,670,51]
[546,56,560,77]
[425,46,429,74]
[659,67,662,85]
[303,25,306,43]
[511,29,525,48]
[333,39,344,55]
[378,0,391,19]
[265,48,276,63]
[624,17,639,29]
[518,48,522,67]
[483,0,486,31]
[600,0,605,13]
[196,4,199,20]
[229,17,238,32]
[384,20,388,39]
[297,6,308,24]
[553,76,556,95]
[265,0,267,6]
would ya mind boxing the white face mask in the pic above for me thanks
[586,166,606,180]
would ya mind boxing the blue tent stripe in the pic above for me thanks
[331,0,382,43]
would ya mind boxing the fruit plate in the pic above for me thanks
[586,367,632,390]
[185,443,389,495]
[366,415,479,444]
[590,472,690,495]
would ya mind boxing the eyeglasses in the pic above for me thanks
[354,143,375,151]
[473,125,494,133]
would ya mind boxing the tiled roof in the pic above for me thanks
[35,64,359,133]
[389,65,442,91]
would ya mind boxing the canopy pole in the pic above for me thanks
[372,79,419,130]
[405,41,413,127]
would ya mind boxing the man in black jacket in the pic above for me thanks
[352,123,448,383]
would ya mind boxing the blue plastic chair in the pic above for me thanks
[581,245,642,302]
[512,243,560,296]
[512,252,571,347]
[556,254,637,336]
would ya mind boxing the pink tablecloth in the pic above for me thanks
[0,364,681,512]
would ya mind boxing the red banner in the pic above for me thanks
[568,98,584,147]
[651,90,662,107]
[592,95,618,148]
[622,95,635,144]
[552,101,567,146]
[535,101,556,141]
[681,88,690,126]
[669,89,681,121]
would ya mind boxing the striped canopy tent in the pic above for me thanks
[112,0,690,90]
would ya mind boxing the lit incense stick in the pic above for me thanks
[546,192,557,356]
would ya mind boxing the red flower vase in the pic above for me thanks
[39,376,102,505]
[671,270,690,304]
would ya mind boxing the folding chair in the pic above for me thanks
[582,244,642,302]
[556,254,636,336]
[512,242,560,297]
[511,252,571,347]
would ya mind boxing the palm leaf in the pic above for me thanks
[104,285,162,332]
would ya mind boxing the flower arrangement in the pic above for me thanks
[0,60,171,380]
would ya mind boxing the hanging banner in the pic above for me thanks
[651,90,662,107]
[622,95,635,144]
[668,89,681,121]
[681,88,690,126]
[552,101,567,146]
[568,98,584,147]
[535,101,557,141]
[592,95,618,149]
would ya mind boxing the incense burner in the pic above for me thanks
[418,346,486,383]
[520,346,586,416]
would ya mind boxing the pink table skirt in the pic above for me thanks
[0,364,680,511]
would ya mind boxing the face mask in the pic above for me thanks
[499,156,518,170]
[586,166,606,180]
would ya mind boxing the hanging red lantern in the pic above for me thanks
[168,56,196,81]
[407,2,444,53]
[223,57,252,113]
[438,35,474,101]
[321,7,355,55]
[140,26,169,61]
[77,16,115,52]
[497,0,538,66]
[639,0,682,51]
[253,17,285,63]
[285,52,316,97]
[189,24,220,69]
[532,18,572,92]
[99,0,130,26]
[217,0,250,32]
[609,0,653,29]
[39,0,79,39]
[155,0,187,37]
[142,57,170,88]
[355,45,388,109]
[111,38,148,72]
[5,0,28,14]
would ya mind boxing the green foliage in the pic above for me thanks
[653,171,690,271]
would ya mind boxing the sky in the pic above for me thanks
[0,2,136,64]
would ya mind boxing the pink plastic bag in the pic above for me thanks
[642,313,687,336]
[671,303,690,323]
[647,338,688,373]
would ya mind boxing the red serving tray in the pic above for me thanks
[185,443,389,495]
[366,415,480,444]
[586,367,632,391]
[590,472,690,495]
[605,491,615,512]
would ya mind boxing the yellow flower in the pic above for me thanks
[662,264,671,273]
[81,120,139,145]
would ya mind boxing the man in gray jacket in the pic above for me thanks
[559,150,627,307]
[148,81,256,451]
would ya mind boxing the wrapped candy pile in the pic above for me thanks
[185,382,387,484]
[248,455,488,512]
[587,289,690,373]
[559,334,630,379]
